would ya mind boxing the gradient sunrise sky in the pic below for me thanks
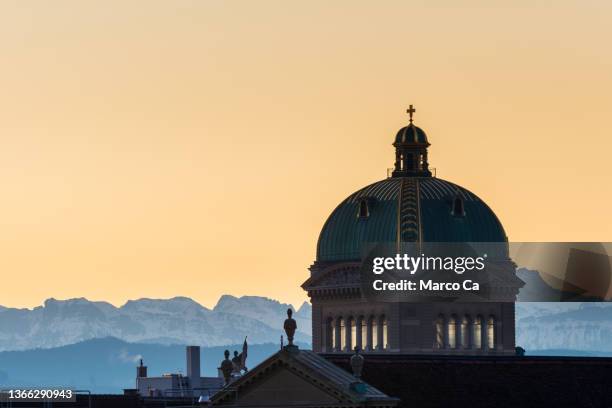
[1,1,611,309]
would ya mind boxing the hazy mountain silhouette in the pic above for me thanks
[1,295,611,353]
[516,302,612,351]
[0,296,311,352]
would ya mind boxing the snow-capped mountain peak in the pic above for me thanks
[0,295,311,352]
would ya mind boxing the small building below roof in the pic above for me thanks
[136,345,224,399]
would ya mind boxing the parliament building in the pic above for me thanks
[210,108,612,408]
[303,107,523,355]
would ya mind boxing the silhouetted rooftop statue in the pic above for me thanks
[219,350,233,385]
[283,308,297,347]
[350,346,364,379]
[231,337,248,375]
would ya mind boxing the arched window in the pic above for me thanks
[381,315,388,350]
[487,316,496,349]
[339,317,346,351]
[371,316,378,350]
[331,319,337,350]
[326,318,334,351]
[350,317,357,351]
[448,315,457,349]
[358,199,369,218]
[435,315,444,349]
[360,317,368,350]
[461,316,470,348]
[473,316,482,349]
[452,196,465,216]
[405,153,414,170]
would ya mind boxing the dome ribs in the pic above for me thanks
[397,178,421,247]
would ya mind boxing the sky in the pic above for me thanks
[1,1,611,309]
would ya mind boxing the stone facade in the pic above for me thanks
[304,262,518,355]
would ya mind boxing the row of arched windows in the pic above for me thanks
[325,315,388,352]
[435,314,496,350]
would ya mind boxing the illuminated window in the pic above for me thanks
[382,315,388,350]
[487,316,495,349]
[461,316,470,348]
[361,317,368,350]
[340,318,346,351]
[448,315,456,349]
[435,315,444,349]
[350,317,357,351]
[332,318,337,350]
[473,316,482,349]
[371,316,378,350]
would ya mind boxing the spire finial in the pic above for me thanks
[407,105,416,124]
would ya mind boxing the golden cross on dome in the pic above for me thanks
[407,105,416,124]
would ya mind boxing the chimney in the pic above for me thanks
[186,346,201,390]
[137,358,147,378]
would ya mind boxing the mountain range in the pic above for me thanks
[1,295,611,353]
[515,302,612,351]
[0,295,311,352]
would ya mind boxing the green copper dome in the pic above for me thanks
[316,107,507,262]
[316,177,507,262]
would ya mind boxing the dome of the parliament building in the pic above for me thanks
[316,107,507,262]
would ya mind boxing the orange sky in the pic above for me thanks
[1,1,611,309]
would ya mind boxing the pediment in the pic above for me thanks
[230,364,340,406]
[212,348,397,407]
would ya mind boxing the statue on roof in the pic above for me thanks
[220,350,234,385]
[350,346,364,379]
[283,308,297,346]
[231,337,248,374]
